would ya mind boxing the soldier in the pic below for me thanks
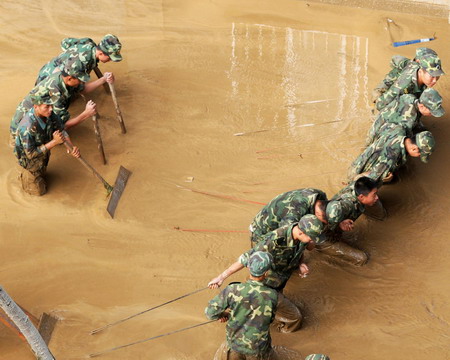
[305,355,330,360]
[349,125,435,184]
[36,34,122,84]
[372,47,437,103]
[208,215,325,333]
[10,57,98,146]
[205,251,279,360]
[316,177,379,266]
[375,51,444,112]
[249,188,328,246]
[366,88,444,146]
[13,89,80,196]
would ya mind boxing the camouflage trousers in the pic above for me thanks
[214,341,279,360]
[315,230,368,266]
[17,155,50,196]
[272,292,303,333]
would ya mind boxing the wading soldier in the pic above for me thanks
[375,51,444,112]
[349,125,435,184]
[10,57,98,146]
[366,88,444,146]
[317,177,379,266]
[13,90,80,196]
[249,188,328,246]
[208,215,324,333]
[205,251,279,360]
[36,34,122,84]
[372,47,438,103]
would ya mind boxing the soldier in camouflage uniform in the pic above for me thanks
[249,188,328,247]
[375,51,444,112]
[10,57,97,146]
[316,177,379,266]
[349,125,435,184]
[372,47,437,103]
[366,88,444,146]
[205,251,279,360]
[13,90,80,195]
[305,355,330,360]
[208,215,324,333]
[36,34,122,85]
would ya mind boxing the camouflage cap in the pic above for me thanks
[298,214,324,243]
[415,131,435,163]
[415,47,437,60]
[419,88,445,117]
[98,34,122,62]
[248,251,273,277]
[325,201,343,227]
[305,355,330,360]
[63,57,90,82]
[418,53,445,77]
[29,88,58,106]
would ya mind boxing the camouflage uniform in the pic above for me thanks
[250,188,327,246]
[350,126,436,183]
[240,216,324,333]
[10,59,88,143]
[367,88,444,145]
[375,52,444,112]
[36,34,123,84]
[14,95,67,196]
[206,252,278,360]
[305,355,330,360]
[372,47,437,103]
[316,183,369,266]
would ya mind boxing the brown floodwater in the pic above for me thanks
[0,1,449,359]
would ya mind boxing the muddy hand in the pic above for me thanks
[104,72,115,84]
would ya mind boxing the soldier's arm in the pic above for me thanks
[205,288,231,320]
[207,261,245,289]
[376,69,413,111]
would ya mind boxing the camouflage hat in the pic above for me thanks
[417,53,444,77]
[248,251,273,277]
[98,34,122,62]
[325,201,343,227]
[305,355,330,360]
[415,131,435,163]
[62,57,90,82]
[29,88,58,106]
[298,214,324,243]
[415,47,437,60]
[419,88,445,117]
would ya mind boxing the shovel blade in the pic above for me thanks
[107,166,132,218]
[38,313,58,345]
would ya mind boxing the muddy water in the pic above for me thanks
[0,1,449,359]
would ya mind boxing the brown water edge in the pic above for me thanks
[0,0,449,359]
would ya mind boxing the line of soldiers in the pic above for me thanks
[204,47,445,360]
[9,35,122,195]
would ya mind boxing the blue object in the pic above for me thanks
[393,37,435,47]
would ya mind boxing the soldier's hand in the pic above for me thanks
[70,146,81,158]
[103,72,115,84]
[52,131,65,145]
[339,219,354,232]
[208,276,224,289]
[299,263,309,278]
[218,314,229,323]
[84,100,97,117]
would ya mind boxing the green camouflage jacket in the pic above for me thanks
[14,108,65,168]
[240,224,307,289]
[10,73,83,138]
[205,279,278,356]
[250,188,327,239]
[328,183,366,230]
[375,62,425,111]
[349,125,407,183]
[36,37,98,84]
[367,94,421,145]
[374,55,411,94]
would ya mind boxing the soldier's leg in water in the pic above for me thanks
[19,156,49,196]
[315,239,368,266]
[272,292,302,333]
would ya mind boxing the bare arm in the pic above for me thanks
[207,261,244,289]
[82,72,114,94]
[64,100,97,130]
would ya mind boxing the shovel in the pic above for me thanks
[64,142,131,218]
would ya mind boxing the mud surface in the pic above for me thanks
[0,1,449,359]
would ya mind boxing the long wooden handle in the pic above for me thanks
[93,66,110,94]
[92,115,106,165]
[108,82,127,134]
[64,141,113,192]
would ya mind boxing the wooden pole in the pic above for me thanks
[0,286,55,360]
[92,114,107,165]
[108,83,127,134]
[93,66,110,94]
